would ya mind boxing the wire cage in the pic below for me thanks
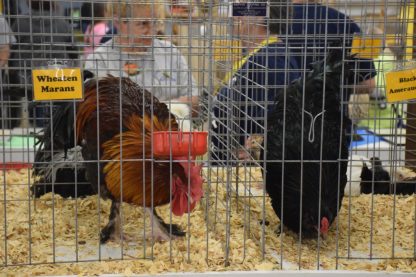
[0,0,415,275]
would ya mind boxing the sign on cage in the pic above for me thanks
[385,65,416,102]
[230,2,269,17]
[31,59,84,101]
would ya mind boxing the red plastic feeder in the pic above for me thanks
[153,131,208,157]
[0,162,33,171]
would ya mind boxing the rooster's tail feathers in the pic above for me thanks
[33,102,76,177]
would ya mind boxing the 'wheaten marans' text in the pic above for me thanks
[36,75,78,82]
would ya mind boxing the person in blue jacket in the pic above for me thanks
[212,0,300,161]
[287,0,377,141]
[288,0,376,88]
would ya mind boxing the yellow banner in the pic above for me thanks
[32,68,83,101]
[351,35,383,59]
[385,68,416,102]
[400,3,414,60]
[215,37,279,95]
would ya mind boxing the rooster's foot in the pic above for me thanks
[100,201,122,244]
[149,222,186,242]
[146,208,186,242]
[101,229,134,244]
[100,223,129,244]
[146,226,174,242]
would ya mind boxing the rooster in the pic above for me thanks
[31,89,194,199]
[263,46,353,239]
[33,76,203,243]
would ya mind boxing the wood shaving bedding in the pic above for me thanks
[0,168,415,276]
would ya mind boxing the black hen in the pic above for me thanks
[263,46,353,238]
[360,158,415,195]
[360,157,390,194]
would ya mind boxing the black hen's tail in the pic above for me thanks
[31,71,95,198]
[308,43,354,93]
[33,102,76,176]
[31,102,91,198]
[300,42,355,125]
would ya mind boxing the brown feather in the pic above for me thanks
[76,76,182,206]
[99,103,181,207]
[75,85,98,143]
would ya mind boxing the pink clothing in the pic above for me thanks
[83,22,108,57]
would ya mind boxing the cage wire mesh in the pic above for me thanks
[0,0,415,275]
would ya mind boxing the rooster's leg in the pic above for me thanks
[100,200,122,243]
[145,208,186,241]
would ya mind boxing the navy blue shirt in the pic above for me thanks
[288,3,376,82]
[212,42,300,160]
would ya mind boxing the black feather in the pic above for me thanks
[31,71,95,198]
[360,158,415,195]
[32,102,75,175]
[393,181,416,195]
[31,102,94,198]
[360,157,390,194]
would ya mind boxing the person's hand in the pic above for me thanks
[356,78,376,94]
